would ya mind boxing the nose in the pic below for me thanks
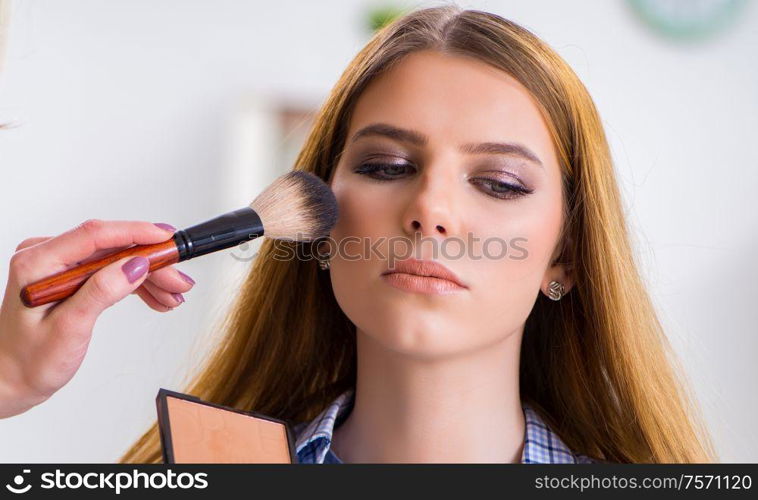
[401,170,460,241]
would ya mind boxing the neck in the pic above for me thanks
[331,328,525,463]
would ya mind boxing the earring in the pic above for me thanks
[317,254,331,270]
[547,280,565,301]
[315,239,331,270]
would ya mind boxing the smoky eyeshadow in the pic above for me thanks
[475,165,532,189]
[349,142,415,164]
[347,142,537,189]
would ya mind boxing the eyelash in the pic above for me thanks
[352,163,533,200]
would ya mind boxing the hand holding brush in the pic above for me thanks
[0,171,337,418]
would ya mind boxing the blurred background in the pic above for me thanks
[0,0,756,462]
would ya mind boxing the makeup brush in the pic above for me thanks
[20,170,337,308]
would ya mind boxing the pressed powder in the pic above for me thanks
[156,388,297,463]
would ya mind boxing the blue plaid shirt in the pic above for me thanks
[292,388,597,463]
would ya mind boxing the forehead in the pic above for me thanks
[347,50,557,165]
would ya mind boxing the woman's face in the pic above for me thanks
[327,49,570,359]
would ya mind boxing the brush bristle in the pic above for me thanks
[249,170,338,241]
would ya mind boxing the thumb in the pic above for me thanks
[51,256,151,327]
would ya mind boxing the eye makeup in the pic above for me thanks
[353,162,413,180]
[351,155,534,200]
[469,175,533,200]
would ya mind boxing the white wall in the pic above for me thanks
[0,0,755,462]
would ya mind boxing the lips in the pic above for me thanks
[381,258,468,289]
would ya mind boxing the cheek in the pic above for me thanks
[474,182,563,271]
[327,176,393,327]
[332,191,374,240]
[330,173,398,240]
[465,187,564,320]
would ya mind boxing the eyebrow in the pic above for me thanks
[349,122,543,168]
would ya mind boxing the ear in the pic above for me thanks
[316,237,333,256]
[541,233,575,297]
[541,262,574,297]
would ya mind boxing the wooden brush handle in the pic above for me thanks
[20,239,181,308]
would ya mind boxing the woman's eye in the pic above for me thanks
[353,163,414,180]
[352,164,532,200]
[470,178,533,200]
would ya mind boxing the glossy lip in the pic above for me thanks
[380,258,468,294]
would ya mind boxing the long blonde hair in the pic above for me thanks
[121,4,716,463]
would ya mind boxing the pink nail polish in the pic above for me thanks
[177,270,195,285]
[122,257,149,284]
[154,222,176,233]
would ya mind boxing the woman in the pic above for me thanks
[0,5,716,463]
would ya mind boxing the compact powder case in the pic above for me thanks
[156,388,298,463]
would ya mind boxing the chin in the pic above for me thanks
[362,313,472,360]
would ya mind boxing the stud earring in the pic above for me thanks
[315,240,331,270]
[318,255,331,270]
[547,280,565,301]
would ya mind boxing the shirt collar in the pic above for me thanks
[292,388,593,463]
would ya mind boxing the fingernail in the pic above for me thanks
[154,222,176,233]
[172,293,185,304]
[122,256,150,284]
[177,270,195,286]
